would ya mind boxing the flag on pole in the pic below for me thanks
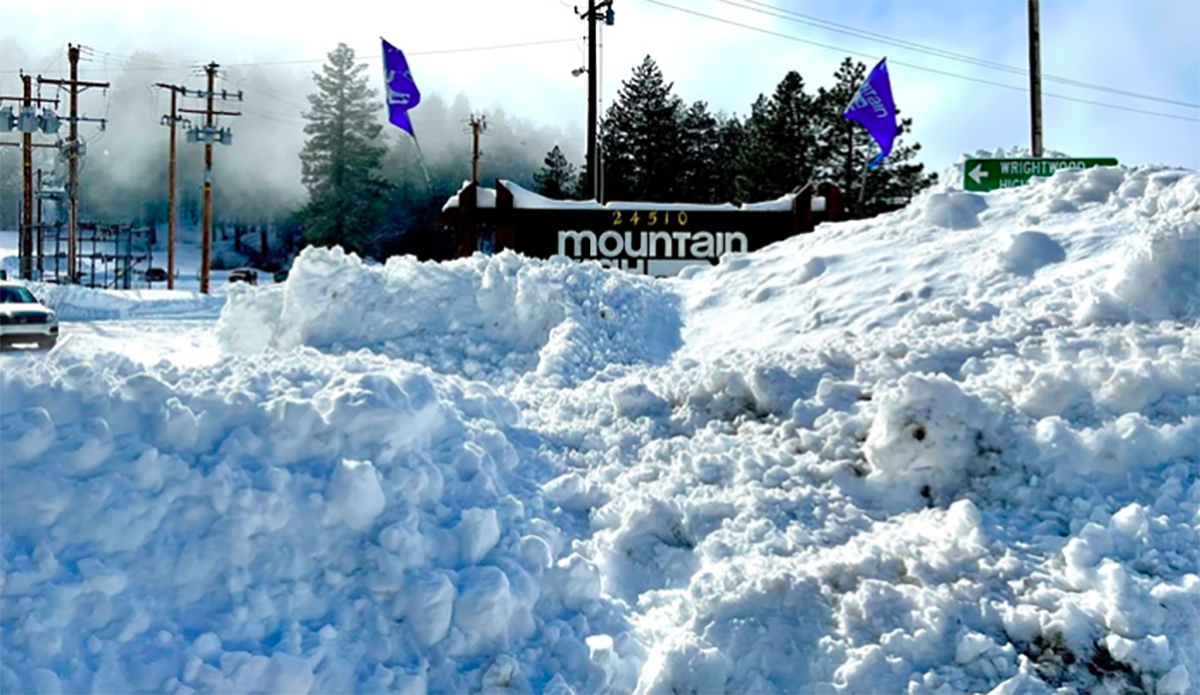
[843,57,897,170]
[382,37,421,136]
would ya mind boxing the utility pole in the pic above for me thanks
[38,44,110,284]
[1028,0,1043,158]
[469,114,487,183]
[36,169,43,278]
[156,83,189,289]
[179,62,241,295]
[20,75,32,280]
[586,0,598,201]
[578,0,613,202]
[0,73,59,279]
[201,64,216,295]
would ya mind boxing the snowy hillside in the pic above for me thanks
[1,158,1197,695]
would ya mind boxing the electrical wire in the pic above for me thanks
[237,107,307,125]
[3,37,578,77]
[645,0,1200,123]
[723,0,1199,109]
[218,37,580,68]
[222,72,309,111]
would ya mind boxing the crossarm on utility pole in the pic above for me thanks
[36,78,109,90]
[178,108,242,117]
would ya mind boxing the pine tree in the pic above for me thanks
[745,71,822,201]
[816,57,937,217]
[533,145,578,199]
[299,42,388,254]
[714,114,748,205]
[736,95,773,203]
[600,56,684,202]
[571,158,591,201]
[678,101,723,203]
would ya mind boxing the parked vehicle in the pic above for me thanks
[229,268,258,285]
[144,267,168,283]
[0,281,59,350]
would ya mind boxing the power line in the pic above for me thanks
[220,73,309,111]
[0,37,580,75]
[724,0,1198,109]
[645,0,1200,123]
[218,37,580,68]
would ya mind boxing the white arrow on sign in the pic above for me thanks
[968,163,988,185]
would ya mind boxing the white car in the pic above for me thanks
[0,281,59,350]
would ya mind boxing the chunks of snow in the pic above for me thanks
[323,459,386,532]
[999,231,1066,275]
[1,156,1197,695]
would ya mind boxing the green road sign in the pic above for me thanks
[963,157,1119,192]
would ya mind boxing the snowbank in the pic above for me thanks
[16,281,226,321]
[216,247,682,388]
[676,162,1200,358]
[1,155,1197,695]
[0,349,635,694]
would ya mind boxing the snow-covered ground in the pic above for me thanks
[0,223,276,300]
[1,151,1197,695]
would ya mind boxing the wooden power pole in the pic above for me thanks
[201,64,215,295]
[579,0,613,202]
[0,73,59,279]
[585,0,598,201]
[469,114,487,183]
[1028,0,1043,158]
[156,83,188,289]
[38,44,109,284]
[20,75,32,280]
[179,62,241,295]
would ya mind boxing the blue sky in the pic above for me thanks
[3,0,1198,177]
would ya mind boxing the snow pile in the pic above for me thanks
[217,247,681,387]
[22,281,226,321]
[0,348,637,694]
[2,157,1198,695]
[676,163,1199,357]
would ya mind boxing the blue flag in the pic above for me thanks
[843,58,897,170]
[382,37,421,136]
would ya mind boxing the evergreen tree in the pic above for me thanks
[678,101,723,203]
[533,145,578,199]
[299,42,388,254]
[816,57,937,217]
[742,71,822,201]
[571,158,591,201]
[735,95,774,203]
[714,114,749,204]
[600,56,684,202]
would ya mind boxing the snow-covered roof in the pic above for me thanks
[441,180,498,211]
[441,179,820,213]
[499,179,800,211]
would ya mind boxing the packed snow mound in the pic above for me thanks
[3,157,1199,695]
[21,281,226,321]
[0,349,638,694]
[678,162,1200,358]
[217,246,682,387]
